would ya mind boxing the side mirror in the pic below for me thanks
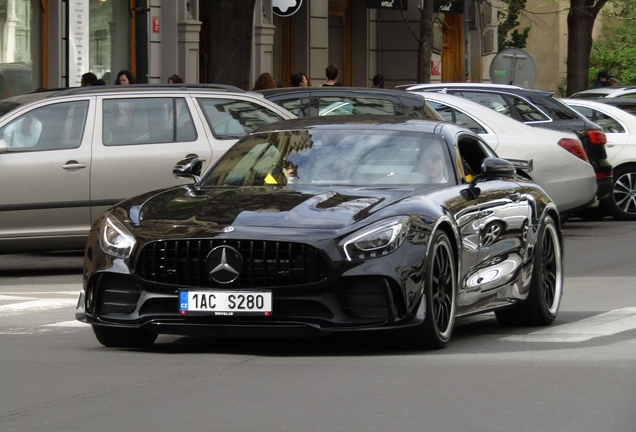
[0,138,7,154]
[173,154,206,183]
[481,157,516,178]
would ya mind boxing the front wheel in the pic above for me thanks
[602,165,636,221]
[92,325,158,348]
[405,230,457,349]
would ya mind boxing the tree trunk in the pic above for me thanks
[566,0,607,96]
[416,0,435,83]
[204,0,256,90]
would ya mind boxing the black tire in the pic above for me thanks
[602,164,636,221]
[495,215,563,326]
[405,231,456,349]
[92,325,158,348]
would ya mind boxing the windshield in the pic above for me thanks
[201,128,454,187]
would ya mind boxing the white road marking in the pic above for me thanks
[0,298,78,318]
[501,307,636,342]
[0,295,38,301]
[42,320,88,327]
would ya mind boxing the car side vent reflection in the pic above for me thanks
[136,239,328,288]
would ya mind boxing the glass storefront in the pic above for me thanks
[0,0,41,98]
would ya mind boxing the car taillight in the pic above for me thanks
[587,130,607,145]
[558,138,589,162]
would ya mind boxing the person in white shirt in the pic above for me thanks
[2,113,43,148]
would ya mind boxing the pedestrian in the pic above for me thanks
[115,70,135,85]
[321,64,343,86]
[81,72,98,87]
[252,72,277,91]
[167,74,183,83]
[291,72,310,87]
[590,71,611,89]
[372,74,386,88]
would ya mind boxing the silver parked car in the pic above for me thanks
[0,85,295,253]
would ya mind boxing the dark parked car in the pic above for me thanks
[259,87,442,120]
[400,83,613,201]
[77,116,564,350]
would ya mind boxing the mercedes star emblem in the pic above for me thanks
[206,246,243,284]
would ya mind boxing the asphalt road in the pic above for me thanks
[1,219,635,432]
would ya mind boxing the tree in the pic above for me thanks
[202,0,257,90]
[565,0,609,96]
[589,2,636,85]
[401,0,435,83]
[498,0,531,50]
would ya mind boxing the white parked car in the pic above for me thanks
[412,92,597,216]
[563,98,636,220]
[569,86,636,100]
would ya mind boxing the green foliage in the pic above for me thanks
[589,2,636,86]
[498,0,531,50]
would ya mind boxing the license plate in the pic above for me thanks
[179,290,272,316]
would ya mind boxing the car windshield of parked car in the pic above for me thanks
[201,128,454,187]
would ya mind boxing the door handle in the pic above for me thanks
[62,161,87,171]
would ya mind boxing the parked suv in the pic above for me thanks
[0,84,295,253]
[258,87,442,120]
[399,83,613,201]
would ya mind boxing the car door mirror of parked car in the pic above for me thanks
[173,154,205,183]
[481,157,516,178]
[0,138,7,154]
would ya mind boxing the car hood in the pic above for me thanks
[126,185,426,231]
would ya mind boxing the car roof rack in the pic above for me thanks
[45,83,245,98]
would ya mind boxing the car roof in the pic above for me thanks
[570,86,636,99]
[260,86,415,96]
[253,115,446,134]
[397,82,555,96]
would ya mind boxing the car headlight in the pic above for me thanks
[340,216,411,261]
[99,215,136,259]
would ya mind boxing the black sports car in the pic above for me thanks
[76,116,564,350]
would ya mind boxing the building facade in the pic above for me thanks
[0,0,498,98]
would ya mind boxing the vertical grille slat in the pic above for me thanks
[137,239,327,288]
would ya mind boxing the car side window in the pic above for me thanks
[457,136,493,182]
[510,96,549,122]
[1,100,89,152]
[317,97,395,116]
[102,97,196,146]
[455,91,512,117]
[571,106,625,134]
[197,98,284,139]
[427,101,487,134]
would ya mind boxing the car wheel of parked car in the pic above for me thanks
[603,164,636,221]
[92,325,158,348]
[406,230,457,349]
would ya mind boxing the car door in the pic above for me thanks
[90,94,213,220]
[456,134,530,309]
[0,98,94,252]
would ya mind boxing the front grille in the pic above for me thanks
[136,239,328,288]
